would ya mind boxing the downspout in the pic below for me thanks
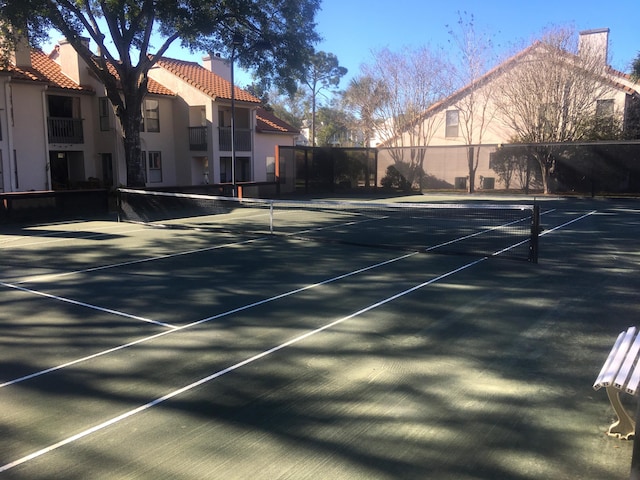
[4,82,16,191]
[41,85,51,190]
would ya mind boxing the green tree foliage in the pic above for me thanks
[342,75,387,147]
[299,51,347,146]
[632,52,640,81]
[0,0,320,186]
[314,105,355,147]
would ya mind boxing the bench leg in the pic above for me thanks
[605,386,635,440]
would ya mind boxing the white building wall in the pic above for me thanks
[253,132,297,182]
[140,95,178,186]
[10,82,49,191]
[0,77,11,192]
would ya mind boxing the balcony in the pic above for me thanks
[48,117,84,144]
[218,127,252,152]
[188,126,208,151]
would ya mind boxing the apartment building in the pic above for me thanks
[0,38,298,193]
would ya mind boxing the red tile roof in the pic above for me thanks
[1,49,91,91]
[103,59,174,96]
[1,48,174,96]
[256,108,299,134]
[31,49,90,91]
[156,57,260,103]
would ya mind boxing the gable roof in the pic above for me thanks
[156,57,261,103]
[379,41,640,147]
[101,58,174,96]
[1,49,92,92]
[256,108,299,134]
[1,48,174,96]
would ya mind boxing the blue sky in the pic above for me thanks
[107,0,637,90]
[311,0,638,88]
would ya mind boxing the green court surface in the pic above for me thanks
[0,195,638,479]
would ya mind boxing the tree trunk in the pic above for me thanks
[467,146,476,193]
[121,113,146,188]
[116,77,147,188]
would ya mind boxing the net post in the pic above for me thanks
[529,204,540,263]
[269,203,274,234]
[116,188,122,223]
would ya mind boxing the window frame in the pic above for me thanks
[147,151,163,183]
[445,110,459,138]
[98,97,110,131]
[596,99,614,118]
[142,98,160,133]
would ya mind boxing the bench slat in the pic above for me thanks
[626,361,640,395]
[594,327,636,391]
[615,333,640,390]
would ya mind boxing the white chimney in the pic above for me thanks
[56,37,92,85]
[202,53,231,81]
[578,28,609,66]
[8,28,31,68]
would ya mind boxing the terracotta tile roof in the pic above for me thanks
[31,49,90,91]
[0,49,91,91]
[1,48,174,96]
[156,57,260,103]
[256,108,299,134]
[103,60,174,96]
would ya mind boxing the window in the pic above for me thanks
[98,97,110,131]
[266,156,276,182]
[596,99,614,118]
[148,151,162,182]
[142,99,160,132]
[445,110,459,137]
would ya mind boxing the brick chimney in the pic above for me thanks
[578,28,609,66]
[202,53,231,81]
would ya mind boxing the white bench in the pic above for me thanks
[593,326,640,440]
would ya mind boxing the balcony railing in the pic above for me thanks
[48,117,84,144]
[188,126,208,151]
[218,127,252,152]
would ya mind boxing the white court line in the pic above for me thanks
[9,236,265,285]
[0,223,150,248]
[0,256,486,473]
[539,210,597,235]
[0,281,176,329]
[0,208,592,471]
[0,251,418,388]
[0,208,554,387]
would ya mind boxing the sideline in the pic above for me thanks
[0,209,594,471]
[0,257,485,473]
[0,251,418,388]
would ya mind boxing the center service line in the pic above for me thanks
[0,256,486,473]
[0,252,419,388]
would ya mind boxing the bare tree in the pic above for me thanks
[364,46,454,190]
[447,12,497,193]
[493,27,618,193]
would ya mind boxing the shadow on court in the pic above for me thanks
[0,197,638,479]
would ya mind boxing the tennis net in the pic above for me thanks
[118,189,540,262]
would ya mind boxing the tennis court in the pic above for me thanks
[0,193,638,479]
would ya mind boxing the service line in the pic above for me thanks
[0,251,418,388]
[0,256,485,473]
